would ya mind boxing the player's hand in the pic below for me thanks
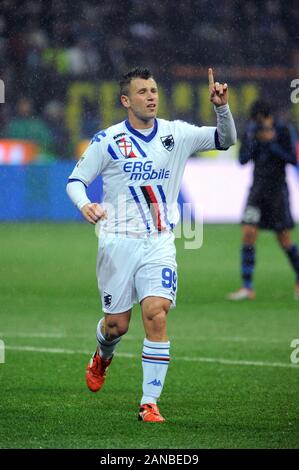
[208,68,228,107]
[81,203,107,225]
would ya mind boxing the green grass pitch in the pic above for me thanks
[0,222,298,449]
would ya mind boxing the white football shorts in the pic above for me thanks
[96,231,177,314]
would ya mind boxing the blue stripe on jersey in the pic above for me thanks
[157,185,174,230]
[214,129,229,151]
[68,178,87,188]
[128,186,150,232]
[125,119,158,143]
[143,345,170,350]
[129,136,147,158]
[107,144,119,160]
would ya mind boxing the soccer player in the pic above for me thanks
[66,67,237,422]
[228,100,299,301]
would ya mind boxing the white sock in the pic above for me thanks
[140,338,170,406]
[96,318,121,360]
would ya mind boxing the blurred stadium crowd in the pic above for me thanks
[0,0,298,158]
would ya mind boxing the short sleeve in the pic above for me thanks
[68,140,109,186]
[178,121,217,155]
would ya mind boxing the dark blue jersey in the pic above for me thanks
[239,121,297,190]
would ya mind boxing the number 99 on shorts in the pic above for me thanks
[162,268,177,292]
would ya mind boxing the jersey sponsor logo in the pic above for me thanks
[123,160,170,181]
[103,292,112,308]
[161,134,174,151]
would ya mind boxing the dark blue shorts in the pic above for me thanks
[241,183,295,232]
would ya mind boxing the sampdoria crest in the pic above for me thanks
[161,135,174,151]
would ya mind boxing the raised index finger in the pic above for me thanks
[208,68,214,87]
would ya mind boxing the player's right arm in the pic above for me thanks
[239,122,259,165]
[66,135,109,224]
[80,202,107,225]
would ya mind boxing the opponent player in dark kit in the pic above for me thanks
[228,100,299,300]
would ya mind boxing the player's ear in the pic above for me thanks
[120,94,130,109]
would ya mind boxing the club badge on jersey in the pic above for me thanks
[161,135,174,151]
[116,137,135,158]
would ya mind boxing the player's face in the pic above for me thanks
[123,77,159,124]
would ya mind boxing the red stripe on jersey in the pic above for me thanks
[143,186,163,231]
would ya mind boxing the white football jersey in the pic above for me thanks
[69,118,220,236]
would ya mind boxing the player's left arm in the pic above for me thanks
[181,69,237,156]
[208,68,237,150]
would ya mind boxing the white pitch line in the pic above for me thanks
[5,346,136,358]
[0,333,66,338]
[179,355,298,369]
[4,345,298,369]
[184,335,287,344]
[0,332,289,344]
[0,332,135,340]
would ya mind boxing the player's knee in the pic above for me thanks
[276,231,292,249]
[105,318,129,338]
[152,311,167,333]
[242,225,257,245]
[144,301,170,328]
[118,324,130,336]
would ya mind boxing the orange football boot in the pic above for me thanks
[138,403,165,423]
[86,348,112,392]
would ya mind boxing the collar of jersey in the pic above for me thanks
[125,118,158,142]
